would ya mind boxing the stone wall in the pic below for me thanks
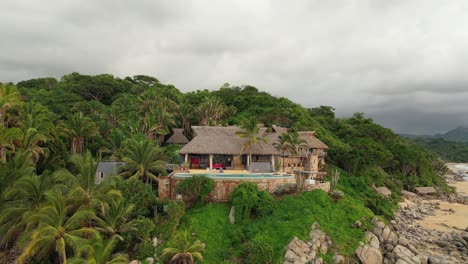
[304,182,330,193]
[158,176,296,202]
[159,175,331,203]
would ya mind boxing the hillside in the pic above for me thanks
[408,137,468,163]
[0,73,450,263]
[402,126,468,142]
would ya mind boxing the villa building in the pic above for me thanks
[178,125,328,176]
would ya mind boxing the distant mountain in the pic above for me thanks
[434,126,468,142]
[401,126,468,142]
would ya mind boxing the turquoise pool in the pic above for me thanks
[172,173,294,179]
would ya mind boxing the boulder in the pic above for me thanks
[355,220,363,228]
[229,206,236,224]
[402,190,417,198]
[146,257,154,264]
[414,187,436,195]
[129,261,140,264]
[356,244,383,264]
[365,231,380,249]
[333,254,345,264]
[392,245,418,264]
[376,187,392,197]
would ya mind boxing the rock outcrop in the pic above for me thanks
[376,187,392,197]
[414,187,436,195]
[283,222,336,264]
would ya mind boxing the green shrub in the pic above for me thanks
[274,183,297,195]
[230,182,260,222]
[176,175,215,204]
[228,225,247,247]
[255,191,276,217]
[241,240,274,264]
[117,178,157,218]
[133,216,156,242]
[165,200,185,233]
[330,190,345,200]
[135,240,155,260]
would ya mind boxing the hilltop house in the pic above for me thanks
[178,126,328,175]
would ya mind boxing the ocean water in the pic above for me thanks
[454,164,468,181]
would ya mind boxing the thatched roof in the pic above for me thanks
[166,128,189,144]
[298,132,329,149]
[179,126,328,155]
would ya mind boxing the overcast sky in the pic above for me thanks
[1,1,468,134]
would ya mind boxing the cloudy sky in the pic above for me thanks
[1,1,468,134]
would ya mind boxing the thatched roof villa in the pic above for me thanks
[178,125,328,173]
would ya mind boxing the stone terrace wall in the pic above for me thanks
[304,182,330,193]
[158,176,331,203]
[158,176,296,202]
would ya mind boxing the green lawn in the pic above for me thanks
[180,190,374,263]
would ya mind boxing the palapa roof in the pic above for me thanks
[166,128,189,144]
[298,131,329,149]
[179,125,328,155]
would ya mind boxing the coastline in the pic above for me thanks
[392,164,468,263]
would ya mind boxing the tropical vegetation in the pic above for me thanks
[0,73,452,263]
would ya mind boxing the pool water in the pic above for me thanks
[172,173,294,179]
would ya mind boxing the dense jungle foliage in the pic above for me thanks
[408,137,468,163]
[0,73,449,263]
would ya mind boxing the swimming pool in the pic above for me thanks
[172,172,294,179]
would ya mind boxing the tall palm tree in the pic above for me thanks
[119,139,167,184]
[0,173,52,249]
[18,192,97,264]
[137,90,176,143]
[69,235,128,264]
[20,128,48,164]
[0,126,23,163]
[0,84,21,127]
[235,117,267,168]
[0,149,35,193]
[161,230,205,264]
[59,113,99,154]
[54,151,121,208]
[273,133,292,172]
[287,131,308,166]
[95,198,136,241]
[196,97,227,126]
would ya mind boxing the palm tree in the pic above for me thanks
[235,117,267,168]
[137,90,176,143]
[0,126,23,163]
[18,192,97,264]
[161,230,205,264]
[175,103,193,138]
[20,128,48,164]
[95,198,136,241]
[287,131,308,166]
[0,173,52,249]
[69,235,128,264]
[0,84,21,127]
[54,151,121,209]
[0,149,35,192]
[119,139,167,184]
[273,133,292,172]
[196,97,227,126]
[59,113,99,154]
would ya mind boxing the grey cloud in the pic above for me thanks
[1,0,468,134]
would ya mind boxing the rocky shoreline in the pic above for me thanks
[283,165,468,264]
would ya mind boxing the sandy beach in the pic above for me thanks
[414,165,468,232]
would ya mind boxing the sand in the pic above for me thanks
[415,181,468,232]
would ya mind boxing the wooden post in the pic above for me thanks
[271,155,275,171]
[184,153,188,163]
[209,154,213,170]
